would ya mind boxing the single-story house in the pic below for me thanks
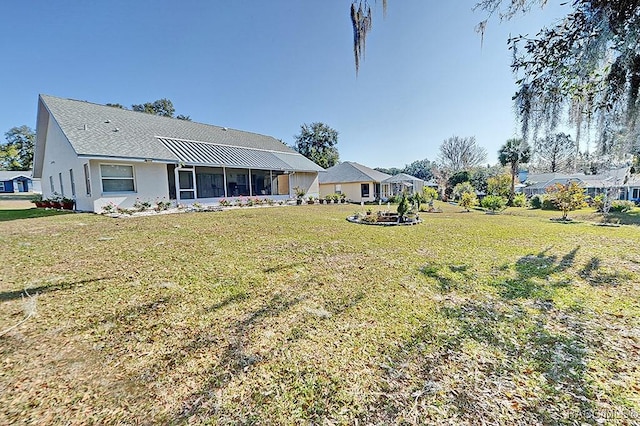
[33,95,324,212]
[522,167,632,199]
[623,173,640,203]
[0,171,33,193]
[381,173,425,198]
[319,162,390,202]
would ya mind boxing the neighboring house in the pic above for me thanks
[624,173,640,203]
[33,95,324,212]
[319,162,390,202]
[0,171,33,193]
[381,173,425,199]
[522,167,631,198]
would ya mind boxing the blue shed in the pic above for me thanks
[0,171,33,193]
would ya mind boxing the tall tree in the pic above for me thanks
[1,126,35,170]
[498,138,531,205]
[478,1,640,159]
[534,132,576,173]
[402,158,435,181]
[375,166,403,175]
[293,122,340,168]
[438,136,487,173]
[348,1,640,163]
[132,98,176,117]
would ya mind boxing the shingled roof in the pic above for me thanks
[35,95,322,176]
[319,161,390,184]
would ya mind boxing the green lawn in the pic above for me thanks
[1,203,639,424]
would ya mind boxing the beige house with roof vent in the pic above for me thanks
[33,95,323,212]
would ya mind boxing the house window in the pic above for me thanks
[361,183,370,198]
[49,176,55,193]
[335,184,342,194]
[69,169,76,198]
[0,182,4,192]
[84,163,91,196]
[59,173,65,196]
[633,188,640,199]
[100,164,135,192]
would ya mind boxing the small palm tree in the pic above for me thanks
[498,138,531,206]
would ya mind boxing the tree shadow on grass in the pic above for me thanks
[170,292,306,421]
[420,263,474,293]
[0,276,111,302]
[361,298,596,425]
[492,247,578,299]
[168,288,366,423]
[579,256,633,286]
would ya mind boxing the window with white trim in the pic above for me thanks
[84,163,91,196]
[69,169,76,198]
[100,164,135,192]
[59,172,65,196]
[49,176,55,193]
[0,182,5,191]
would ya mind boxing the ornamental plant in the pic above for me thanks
[459,191,478,212]
[396,193,410,221]
[481,195,507,213]
[545,182,587,220]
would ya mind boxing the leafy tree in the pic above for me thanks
[1,126,35,170]
[422,186,438,204]
[375,166,403,175]
[448,171,470,188]
[110,99,191,120]
[132,98,176,117]
[469,164,506,194]
[481,194,507,213]
[545,181,587,220]
[348,1,640,163]
[498,138,531,205]
[402,158,435,181]
[0,144,21,170]
[459,191,479,212]
[293,122,340,168]
[477,1,640,159]
[486,174,511,198]
[431,164,452,201]
[452,181,475,201]
[438,136,487,173]
[533,132,576,173]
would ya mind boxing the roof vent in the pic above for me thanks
[222,127,228,131]
[113,128,119,132]
[83,124,88,130]
[105,119,111,123]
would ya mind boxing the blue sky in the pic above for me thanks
[0,1,568,168]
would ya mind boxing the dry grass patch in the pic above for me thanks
[1,203,639,424]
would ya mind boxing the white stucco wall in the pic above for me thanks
[90,160,170,213]
[40,116,87,208]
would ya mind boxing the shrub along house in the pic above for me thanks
[33,95,323,212]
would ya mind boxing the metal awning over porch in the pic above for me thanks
[158,137,323,172]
